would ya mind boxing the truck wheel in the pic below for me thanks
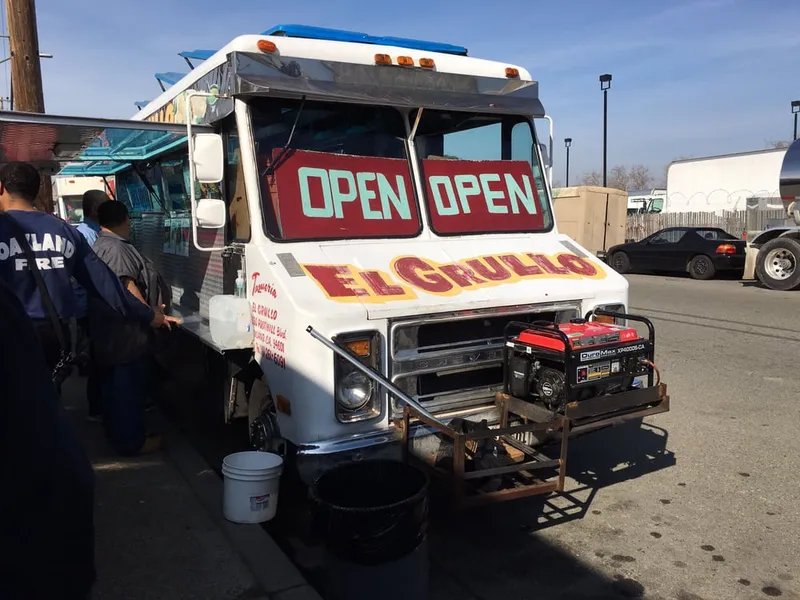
[755,237,800,291]
[688,255,715,280]
[611,251,631,274]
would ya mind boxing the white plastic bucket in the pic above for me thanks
[221,451,284,524]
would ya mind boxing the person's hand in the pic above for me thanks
[150,310,165,329]
[150,305,182,329]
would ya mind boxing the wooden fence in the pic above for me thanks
[625,209,788,241]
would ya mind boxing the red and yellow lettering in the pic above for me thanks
[301,250,607,303]
[393,257,453,294]
[303,264,370,298]
[557,254,598,276]
[360,270,407,296]
[528,253,569,275]
[439,263,486,288]
[465,256,512,282]
[499,254,543,277]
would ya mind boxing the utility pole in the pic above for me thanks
[6,0,53,213]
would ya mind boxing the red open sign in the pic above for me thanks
[266,149,420,240]
[421,159,545,234]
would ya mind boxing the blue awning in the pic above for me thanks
[263,24,469,56]
[0,110,212,174]
[60,161,132,176]
[155,72,186,88]
[179,49,215,61]
[61,129,192,175]
[79,127,188,161]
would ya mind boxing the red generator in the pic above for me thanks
[502,311,656,411]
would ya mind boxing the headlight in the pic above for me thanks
[335,371,374,411]
[333,331,382,423]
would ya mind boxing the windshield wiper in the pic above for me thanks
[262,96,306,178]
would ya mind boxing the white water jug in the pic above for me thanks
[209,295,253,349]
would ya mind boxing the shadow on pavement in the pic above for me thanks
[533,421,675,531]
[61,376,269,600]
[427,420,674,599]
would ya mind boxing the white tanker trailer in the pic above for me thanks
[744,138,800,290]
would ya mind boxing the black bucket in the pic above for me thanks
[312,459,430,600]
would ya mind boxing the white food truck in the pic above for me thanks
[2,25,668,502]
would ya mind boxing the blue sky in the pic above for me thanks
[10,0,800,182]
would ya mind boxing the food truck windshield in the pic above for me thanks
[252,99,554,241]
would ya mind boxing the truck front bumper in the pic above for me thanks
[293,384,670,486]
[295,428,404,484]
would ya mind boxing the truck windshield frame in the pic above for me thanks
[250,97,423,243]
[411,109,554,236]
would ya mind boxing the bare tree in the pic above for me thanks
[766,140,791,149]
[579,171,602,186]
[578,164,655,191]
[607,165,629,190]
[627,165,653,190]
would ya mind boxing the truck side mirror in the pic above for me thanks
[192,133,224,183]
[195,198,227,229]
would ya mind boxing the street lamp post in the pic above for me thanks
[792,100,800,141]
[564,137,572,186]
[599,73,612,187]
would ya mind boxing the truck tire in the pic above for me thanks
[688,255,715,280]
[755,237,800,291]
[610,251,631,274]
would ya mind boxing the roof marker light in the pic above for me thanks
[257,39,278,53]
[375,53,392,65]
[505,67,520,78]
[397,56,414,67]
[419,58,435,69]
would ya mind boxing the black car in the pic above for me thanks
[607,227,746,280]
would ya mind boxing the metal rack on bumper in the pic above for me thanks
[307,308,670,508]
[398,401,570,508]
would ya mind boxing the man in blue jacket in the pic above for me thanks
[74,189,112,421]
[0,279,96,599]
[0,161,177,376]
[75,189,109,247]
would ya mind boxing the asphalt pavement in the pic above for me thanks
[427,274,800,600]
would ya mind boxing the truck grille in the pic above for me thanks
[388,302,580,418]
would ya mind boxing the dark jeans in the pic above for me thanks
[101,358,149,455]
[77,318,102,417]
